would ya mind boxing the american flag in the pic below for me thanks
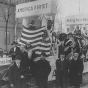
[19,25,51,57]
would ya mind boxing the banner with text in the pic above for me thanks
[16,0,56,18]
[0,58,12,66]
[66,15,88,25]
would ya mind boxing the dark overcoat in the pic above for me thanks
[35,59,51,87]
[9,63,28,88]
[56,59,70,88]
[17,50,30,69]
[9,47,20,60]
[69,58,83,86]
[17,50,31,81]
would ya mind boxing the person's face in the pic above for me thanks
[81,54,85,60]
[41,55,45,60]
[13,44,17,47]
[60,54,65,61]
[20,45,25,52]
[15,59,21,64]
[74,53,79,60]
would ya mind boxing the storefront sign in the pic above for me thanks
[66,15,88,25]
[0,58,12,66]
[16,0,56,18]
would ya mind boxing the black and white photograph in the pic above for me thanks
[0,0,88,88]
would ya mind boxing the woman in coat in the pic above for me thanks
[69,53,84,88]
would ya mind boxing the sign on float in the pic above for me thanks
[0,58,12,66]
[16,0,57,18]
[65,15,88,25]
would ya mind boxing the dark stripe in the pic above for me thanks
[33,49,50,52]
[21,34,43,40]
[20,39,27,44]
[22,25,45,31]
[30,40,42,44]
[22,28,44,35]
[20,38,42,45]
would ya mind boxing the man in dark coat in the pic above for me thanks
[9,41,20,60]
[35,52,51,88]
[56,53,70,88]
[16,44,31,84]
[9,55,28,88]
[69,53,83,88]
[17,45,30,69]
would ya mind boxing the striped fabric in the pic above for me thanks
[19,25,51,57]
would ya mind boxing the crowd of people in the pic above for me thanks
[8,41,51,88]
[5,25,87,88]
[56,52,84,88]
[7,35,85,88]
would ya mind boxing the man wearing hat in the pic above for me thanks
[35,52,51,88]
[9,55,28,88]
[17,44,30,69]
[9,41,20,60]
[56,53,70,88]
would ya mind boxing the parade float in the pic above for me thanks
[16,0,57,82]
[0,0,58,87]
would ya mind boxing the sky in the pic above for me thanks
[60,0,88,18]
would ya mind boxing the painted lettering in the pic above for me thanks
[42,4,45,9]
[37,5,41,9]
[45,3,48,8]
[17,3,48,13]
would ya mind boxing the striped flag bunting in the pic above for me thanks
[19,25,51,57]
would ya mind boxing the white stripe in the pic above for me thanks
[22,32,44,38]
[22,27,45,33]
[65,40,72,45]
[33,46,50,51]
[32,42,51,46]
[35,51,50,55]
[18,42,25,45]
[21,37,42,43]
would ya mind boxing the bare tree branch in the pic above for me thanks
[0,4,6,21]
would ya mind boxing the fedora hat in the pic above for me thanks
[11,41,18,45]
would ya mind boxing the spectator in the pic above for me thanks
[9,55,28,88]
[16,45,31,84]
[17,45,30,69]
[69,53,84,88]
[74,26,81,36]
[35,52,51,88]
[56,54,69,88]
[9,41,20,60]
